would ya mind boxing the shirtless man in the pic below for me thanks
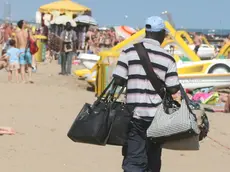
[193,32,202,54]
[15,20,33,83]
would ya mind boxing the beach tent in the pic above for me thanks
[39,0,90,14]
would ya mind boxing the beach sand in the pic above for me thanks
[0,62,230,172]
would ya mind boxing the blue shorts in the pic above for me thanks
[19,49,32,65]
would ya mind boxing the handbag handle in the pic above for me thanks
[179,84,197,120]
[111,85,126,102]
[94,78,115,106]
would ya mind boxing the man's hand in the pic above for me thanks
[113,75,127,87]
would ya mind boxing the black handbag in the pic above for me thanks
[67,79,117,145]
[107,87,134,146]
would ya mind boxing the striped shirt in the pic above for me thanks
[113,38,180,118]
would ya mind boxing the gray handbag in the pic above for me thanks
[146,90,200,142]
[134,43,200,143]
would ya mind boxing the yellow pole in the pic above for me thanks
[165,21,201,61]
[177,30,194,44]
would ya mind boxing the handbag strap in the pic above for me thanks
[134,42,165,99]
[179,85,197,120]
[111,86,126,102]
[95,78,115,104]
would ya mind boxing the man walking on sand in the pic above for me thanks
[15,20,33,83]
[113,16,180,172]
[59,22,77,76]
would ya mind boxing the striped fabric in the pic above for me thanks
[113,38,180,118]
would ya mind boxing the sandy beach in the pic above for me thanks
[0,62,230,172]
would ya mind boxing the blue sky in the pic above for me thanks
[1,0,230,29]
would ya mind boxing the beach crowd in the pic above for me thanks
[1,19,230,82]
[81,27,125,54]
[0,22,36,83]
[0,21,126,82]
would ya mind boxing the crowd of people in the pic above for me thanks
[1,19,230,82]
[48,24,126,75]
[0,21,36,83]
[49,24,126,55]
[0,23,14,55]
[82,27,124,54]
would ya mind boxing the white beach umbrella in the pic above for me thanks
[43,14,52,21]
[74,15,97,25]
[70,20,77,27]
[44,20,50,26]
[98,27,108,31]
[51,15,76,27]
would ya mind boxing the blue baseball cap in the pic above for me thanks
[145,16,167,32]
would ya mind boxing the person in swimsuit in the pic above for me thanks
[193,32,202,54]
[15,20,33,83]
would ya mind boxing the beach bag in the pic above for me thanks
[134,43,199,143]
[62,30,77,52]
[106,87,134,146]
[27,30,39,55]
[67,79,116,145]
[162,107,209,150]
[147,86,200,142]
[64,42,73,52]
[29,39,39,55]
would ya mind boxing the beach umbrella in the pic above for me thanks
[74,15,97,25]
[98,27,108,31]
[39,0,90,14]
[113,26,136,39]
[51,15,76,27]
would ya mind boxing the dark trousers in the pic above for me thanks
[122,118,162,172]
[60,52,73,74]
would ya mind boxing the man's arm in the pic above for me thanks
[15,31,19,48]
[165,60,180,94]
[113,51,128,86]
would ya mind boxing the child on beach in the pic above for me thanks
[4,39,20,83]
